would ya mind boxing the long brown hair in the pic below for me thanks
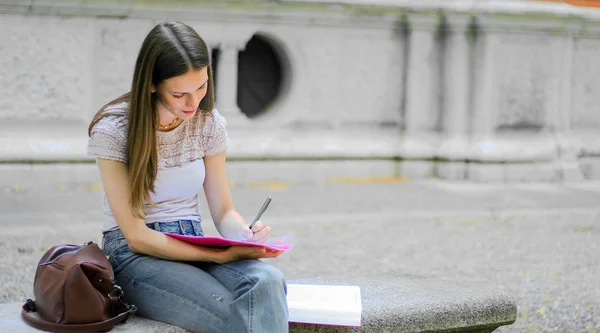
[88,21,215,219]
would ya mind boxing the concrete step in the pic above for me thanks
[1,276,516,333]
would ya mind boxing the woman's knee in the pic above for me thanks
[233,260,287,292]
[242,260,281,278]
[254,263,286,289]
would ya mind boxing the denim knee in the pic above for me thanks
[249,264,289,331]
[254,264,287,292]
[223,260,287,295]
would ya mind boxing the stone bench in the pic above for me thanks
[0,275,516,333]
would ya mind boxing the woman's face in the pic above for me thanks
[153,67,209,121]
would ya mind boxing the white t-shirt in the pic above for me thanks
[87,102,229,232]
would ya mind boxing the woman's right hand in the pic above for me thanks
[215,246,283,264]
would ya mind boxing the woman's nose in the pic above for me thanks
[187,94,199,109]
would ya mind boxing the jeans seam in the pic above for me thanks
[103,236,125,249]
[107,246,130,262]
[111,248,139,274]
[249,288,255,333]
[211,264,259,285]
[210,264,259,333]
[103,239,128,258]
[119,272,225,324]
[191,220,203,236]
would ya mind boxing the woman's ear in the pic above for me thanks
[150,85,156,94]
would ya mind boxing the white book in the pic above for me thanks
[286,284,362,327]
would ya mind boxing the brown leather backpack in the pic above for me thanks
[21,241,137,333]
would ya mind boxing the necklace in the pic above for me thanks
[158,117,179,131]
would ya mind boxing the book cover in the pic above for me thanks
[165,233,293,251]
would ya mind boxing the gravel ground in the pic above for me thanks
[1,166,599,332]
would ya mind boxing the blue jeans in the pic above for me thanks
[102,220,289,333]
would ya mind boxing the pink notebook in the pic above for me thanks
[166,233,293,251]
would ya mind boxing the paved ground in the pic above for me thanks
[0,163,599,333]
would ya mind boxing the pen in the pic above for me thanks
[248,197,272,231]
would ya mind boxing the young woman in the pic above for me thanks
[87,21,289,333]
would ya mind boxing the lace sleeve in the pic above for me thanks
[87,115,128,163]
[203,109,230,156]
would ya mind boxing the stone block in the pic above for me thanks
[467,134,556,163]
[493,34,561,132]
[0,160,399,188]
[92,18,153,113]
[1,0,599,174]
[579,157,600,181]
[0,0,32,14]
[339,35,405,126]
[404,15,442,134]
[0,15,93,123]
[399,160,435,179]
[29,0,131,17]
[226,160,398,185]
[436,162,467,180]
[0,163,99,188]
[288,276,516,333]
[504,162,557,182]
[398,134,441,159]
[0,303,186,333]
[0,122,89,162]
[553,160,585,182]
[437,136,470,160]
[467,161,580,183]
[227,129,400,159]
[571,37,600,131]
[572,130,600,157]
[0,275,517,333]
[466,163,505,182]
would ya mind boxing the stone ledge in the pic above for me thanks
[580,157,600,180]
[0,303,186,333]
[0,275,517,333]
[0,160,400,187]
[3,0,600,27]
[0,126,400,162]
[287,276,516,333]
[284,0,600,19]
[0,127,572,162]
[2,0,599,18]
[0,127,593,182]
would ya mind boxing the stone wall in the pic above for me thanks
[1,0,599,181]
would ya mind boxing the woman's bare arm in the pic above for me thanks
[98,158,278,263]
[203,151,273,243]
[97,158,228,262]
[203,151,235,232]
